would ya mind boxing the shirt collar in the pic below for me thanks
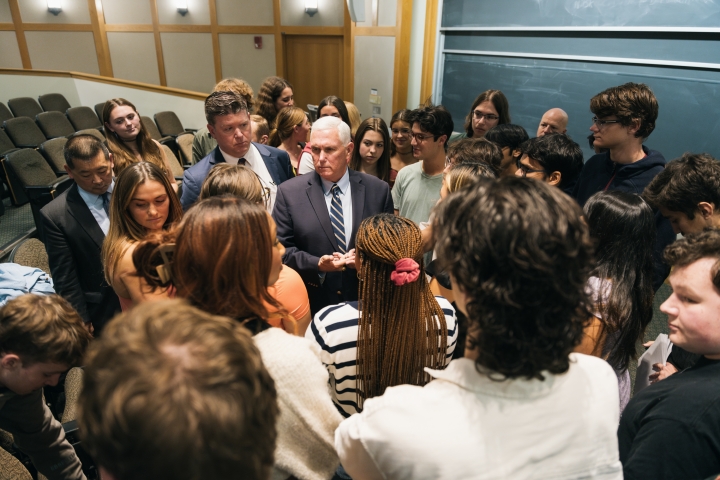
[425,357,560,398]
[219,143,259,165]
[78,178,115,203]
[321,168,350,196]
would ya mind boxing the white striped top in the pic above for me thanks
[305,297,458,417]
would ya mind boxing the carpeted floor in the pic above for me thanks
[0,197,35,259]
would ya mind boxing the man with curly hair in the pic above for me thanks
[335,177,623,480]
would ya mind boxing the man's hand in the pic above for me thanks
[344,249,356,270]
[649,362,678,384]
[318,253,346,272]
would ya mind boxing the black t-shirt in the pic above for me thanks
[619,356,720,479]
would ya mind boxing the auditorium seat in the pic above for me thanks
[4,149,72,228]
[7,97,43,119]
[39,137,68,177]
[0,129,19,157]
[154,111,197,137]
[176,132,194,165]
[0,102,13,123]
[94,102,105,122]
[3,117,47,148]
[66,106,103,131]
[38,93,72,113]
[36,112,75,139]
[161,144,185,181]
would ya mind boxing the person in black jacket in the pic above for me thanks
[572,82,675,290]
[619,230,720,480]
[40,134,120,334]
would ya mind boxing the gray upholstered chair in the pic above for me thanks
[3,117,47,148]
[35,112,75,139]
[66,106,103,131]
[38,93,72,113]
[7,97,43,119]
[39,137,68,177]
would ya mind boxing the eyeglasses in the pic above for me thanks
[410,132,436,142]
[591,116,621,128]
[516,158,546,177]
[391,128,411,136]
[473,111,499,121]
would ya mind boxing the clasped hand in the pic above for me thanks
[318,249,356,272]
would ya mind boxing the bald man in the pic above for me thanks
[537,108,568,137]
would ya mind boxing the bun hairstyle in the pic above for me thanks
[354,213,448,407]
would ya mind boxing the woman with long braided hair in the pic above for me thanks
[306,213,457,416]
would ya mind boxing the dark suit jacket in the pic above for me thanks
[272,169,394,315]
[39,183,120,334]
[180,143,294,210]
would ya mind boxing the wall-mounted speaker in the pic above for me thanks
[347,0,365,22]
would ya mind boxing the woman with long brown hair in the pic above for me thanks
[454,89,510,142]
[102,98,178,191]
[268,106,311,170]
[133,195,342,480]
[102,162,182,311]
[389,109,416,174]
[255,76,294,128]
[306,213,457,416]
[349,117,394,187]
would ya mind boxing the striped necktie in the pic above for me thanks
[330,184,346,254]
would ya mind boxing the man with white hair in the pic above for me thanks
[273,116,394,315]
[537,108,568,136]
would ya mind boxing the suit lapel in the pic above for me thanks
[255,142,282,185]
[306,172,340,251]
[66,184,105,249]
[349,171,365,249]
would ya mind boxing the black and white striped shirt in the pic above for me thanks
[305,297,458,417]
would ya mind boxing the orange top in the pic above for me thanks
[266,265,310,333]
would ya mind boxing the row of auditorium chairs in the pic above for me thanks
[1,93,197,210]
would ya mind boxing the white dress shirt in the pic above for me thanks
[336,354,623,480]
[77,179,114,235]
[219,144,277,213]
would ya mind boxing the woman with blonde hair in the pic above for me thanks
[102,98,178,191]
[199,163,267,205]
[349,117,394,187]
[133,196,342,479]
[307,213,457,417]
[344,101,361,136]
[268,106,311,170]
[256,76,294,128]
[102,162,182,311]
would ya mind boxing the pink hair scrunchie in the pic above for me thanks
[390,258,420,286]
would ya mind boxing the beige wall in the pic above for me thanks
[25,31,100,74]
[107,32,160,85]
[280,0,344,27]
[0,0,13,23]
[219,34,276,93]
[216,0,274,26]
[0,32,23,69]
[354,35,395,125]
[1,0,414,114]
[102,0,153,24]
[161,32,215,93]
[18,0,91,24]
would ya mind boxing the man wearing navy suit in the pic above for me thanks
[40,134,120,335]
[273,116,394,315]
[181,91,293,211]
